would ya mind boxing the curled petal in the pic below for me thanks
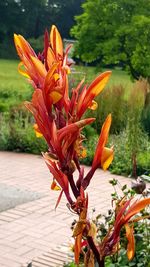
[101,147,114,170]
[50,91,62,104]
[125,224,135,261]
[92,114,112,169]
[88,100,98,110]
[88,71,111,96]
[18,62,30,78]
[33,123,43,138]
[30,56,47,78]
[51,180,61,191]
[77,71,111,118]
[47,47,56,69]
[14,34,36,59]
[124,198,150,224]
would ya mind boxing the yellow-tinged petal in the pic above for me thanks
[53,73,60,81]
[30,56,47,78]
[63,65,71,74]
[101,147,114,171]
[125,224,135,261]
[14,34,22,50]
[80,148,87,158]
[73,208,87,237]
[14,34,36,58]
[50,25,63,57]
[18,62,30,78]
[33,123,43,138]
[49,91,62,104]
[88,71,111,97]
[35,131,43,138]
[88,100,98,110]
[51,180,61,191]
[44,63,58,87]
[47,47,56,68]
[92,114,112,169]
[88,222,97,239]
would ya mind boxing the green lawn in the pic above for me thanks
[0,59,132,111]
[0,59,32,111]
[74,65,132,87]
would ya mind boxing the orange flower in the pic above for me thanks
[14,34,47,88]
[77,71,111,119]
[92,114,114,170]
[100,197,150,260]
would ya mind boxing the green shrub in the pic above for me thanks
[27,36,44,54]
[109,130,150,176]
[109,132,132,176]
[0,113,9,150]
[93,84,128,134]
[0,110,47,154]
[137,151,150,175]
[142,104,150,136]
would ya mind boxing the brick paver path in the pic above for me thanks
[0,151,133,267]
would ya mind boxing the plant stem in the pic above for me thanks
[87,236,105,266]
[82,168,95,190]
[68,173,80,199]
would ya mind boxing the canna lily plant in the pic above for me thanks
[14,26,150,267]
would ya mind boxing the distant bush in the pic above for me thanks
[109,129,149,176]
[137,151,150,175]
[27,36,44,54]
[89,84,128,134]
[141,90,150,136]
[0,110,47,154]
[0,85,32,112]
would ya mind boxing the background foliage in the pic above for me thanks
[0,0,84,58]
[71,0,150,80]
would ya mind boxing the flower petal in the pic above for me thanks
[88,71,111,97]
[92,114,112,169]
[49,91,62,104]
[47,47,56,68]
[33,123,43,138]
[18,62,30,78]
[124,198,150,223]
[125,224,135,261]
[51,180,61,191]
[101,147,114,170]
[30,56,47,78]
[50,25,63,57]
[88,100,98,110]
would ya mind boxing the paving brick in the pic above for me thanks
[0,151,149,267]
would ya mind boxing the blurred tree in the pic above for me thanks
[0,0,84,58]
[0,0,22,41]
[51,0,85,38]
[71,0,150,80]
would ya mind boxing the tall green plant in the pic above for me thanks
[95,84,128,134]
[127,80,147,178]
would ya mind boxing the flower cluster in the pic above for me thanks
[14,26,150,267]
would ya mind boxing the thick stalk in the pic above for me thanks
[82,168,96,190]
[68,173,80,199]
[87,236,105,267]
